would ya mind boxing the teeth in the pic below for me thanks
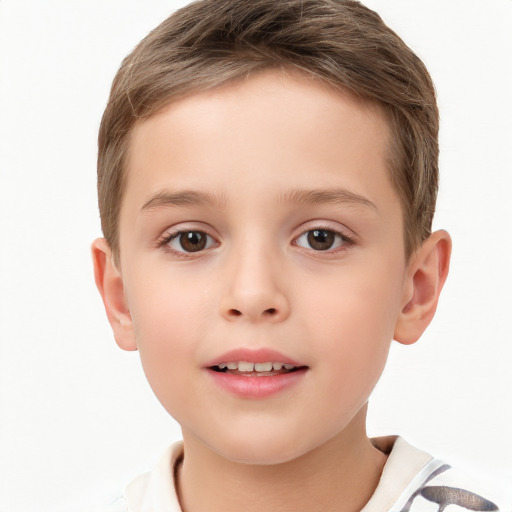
[218,362,238,370]
[216,361,297,372]
[254,362,273,372]
[237,361,255,372]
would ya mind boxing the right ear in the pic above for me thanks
[91,238,137,351]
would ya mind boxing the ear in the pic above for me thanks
[394,230,452,345]
[91,238,137,351]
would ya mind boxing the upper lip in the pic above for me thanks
[204,348,304,368]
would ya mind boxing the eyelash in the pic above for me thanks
[157,226,355,256]
[293,226,354,253]
[157,230,218,257]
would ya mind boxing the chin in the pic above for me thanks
[207,430,322,466]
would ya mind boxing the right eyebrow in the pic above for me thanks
[140,189,226,212]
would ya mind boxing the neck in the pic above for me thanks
[176,408,387,512]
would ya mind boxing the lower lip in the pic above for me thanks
[206,368,307,399]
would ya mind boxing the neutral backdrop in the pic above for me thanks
[0,1,511,510]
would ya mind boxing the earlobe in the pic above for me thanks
[91,238,138,351]
[394,230,452,345]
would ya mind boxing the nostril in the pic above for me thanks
[224,306,282,319]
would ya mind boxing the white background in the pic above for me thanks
[0,1,511,510]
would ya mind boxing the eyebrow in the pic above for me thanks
[277,188,378,213]
[141,189,227,212]
[140,187,377,214]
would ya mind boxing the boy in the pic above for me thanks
[91,0,507,510]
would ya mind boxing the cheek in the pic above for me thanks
[128,268,211,340]
[126,275,210,405]
[301,263,403,382]
[306,262,402,334]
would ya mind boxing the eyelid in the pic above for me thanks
[157,223,220,256]
[292,221,356,252]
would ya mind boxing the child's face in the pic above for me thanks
[114,70,412,464]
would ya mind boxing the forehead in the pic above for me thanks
[122,69,396,220]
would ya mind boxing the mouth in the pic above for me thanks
[210,361,306,377]
[205,349,308,397]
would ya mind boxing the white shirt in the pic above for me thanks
[105,437,510,511]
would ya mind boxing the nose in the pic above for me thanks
[220,245,290,323]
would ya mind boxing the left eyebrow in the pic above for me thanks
[140,189,226,212]
[277,188,379,213]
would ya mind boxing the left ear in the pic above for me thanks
[394,230,452,345]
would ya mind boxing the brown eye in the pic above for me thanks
[307,230,335,250]
[180,231,207,252]
[295,228,348,251]
[168,231,215,253]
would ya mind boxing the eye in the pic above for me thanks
[295,228,350,251]
[164,230,216,253]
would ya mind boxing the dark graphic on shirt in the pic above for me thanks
[420,486,498,511]
[399,464,499,512]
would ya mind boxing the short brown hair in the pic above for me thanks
[98,0,439,259]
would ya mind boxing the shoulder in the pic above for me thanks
[365,436,511,512]
[101,441,184,512]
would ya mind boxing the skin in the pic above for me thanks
[93,69,451,512]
